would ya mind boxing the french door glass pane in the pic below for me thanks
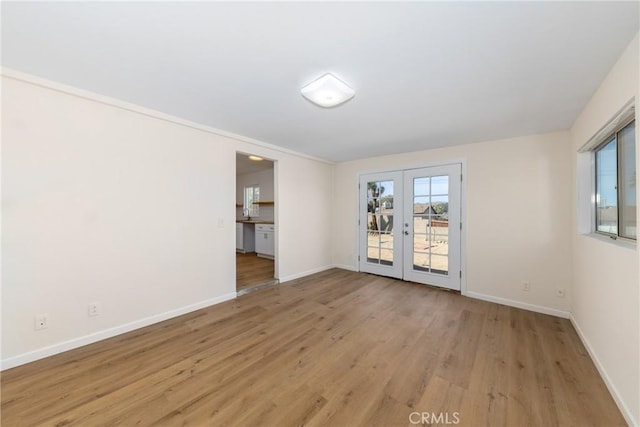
[619,122,636,239]
[412,175,449,275]
[431,176,448,195]
[596,139,618,234]
[380,249,394,266]
[413,178,430,196]
[380,231,394,250]
[367,246,380,264]
[430,254,449,275]
[367,213,378,232]
[413,251,430,272]
[413,196,430,214]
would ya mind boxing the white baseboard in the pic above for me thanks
[570,314,637,427]
[271,264,357,285]
[278,265,339,283]
[332,264,358,272]
[1,291,237,371]
[278,264,359,282]
[463,290,570,319]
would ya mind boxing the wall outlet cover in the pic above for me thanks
[88,302,102,317]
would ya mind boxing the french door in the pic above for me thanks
[358,164,462,290]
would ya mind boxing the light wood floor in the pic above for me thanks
[1,269,625,426]
[236,252,275,291]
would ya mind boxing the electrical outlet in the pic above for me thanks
[556,288,566,298]
[35,314,48,330]
[522,282,531,292]
[88,302,102,317]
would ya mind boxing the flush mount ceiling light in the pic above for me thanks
[248,155,264,161]
[301,73,355,108]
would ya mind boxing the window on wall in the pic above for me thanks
[244,185,260,217]
[594,119,636,240]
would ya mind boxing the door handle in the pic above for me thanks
[404,231,409,235]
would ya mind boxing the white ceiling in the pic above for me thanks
[2,2,638,162]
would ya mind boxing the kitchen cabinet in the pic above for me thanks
[236,223,255,253]
[255,224,275,258]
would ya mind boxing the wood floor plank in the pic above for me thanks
[413,374,474,427]
[1,269,626,426]
[434,309,485,390]
[468,303,510,427]
[236,252,274,290]
[363,393,412,427]
[382,320,443,410]
[506,308,560,426]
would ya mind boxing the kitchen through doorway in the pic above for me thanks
[236,152,278,295]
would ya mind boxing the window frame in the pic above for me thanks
[593,118,636,241]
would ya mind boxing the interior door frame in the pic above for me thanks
[356,159,467,294]
[235,150,279,282]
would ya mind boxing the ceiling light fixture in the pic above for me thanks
[248,155,264,161]
[301,73,355,108]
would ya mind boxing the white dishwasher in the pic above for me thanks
[255,224,275,258]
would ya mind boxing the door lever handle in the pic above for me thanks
[404,231,409,235]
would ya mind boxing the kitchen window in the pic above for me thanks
[244,185,260,218]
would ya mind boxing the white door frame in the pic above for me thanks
[357,160,467,293]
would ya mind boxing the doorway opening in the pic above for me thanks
[236,152,278,295]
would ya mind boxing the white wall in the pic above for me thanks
[333,132,573,315]
[1,72,333,367]
[570,33,639,425]
[236,168,274,221]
